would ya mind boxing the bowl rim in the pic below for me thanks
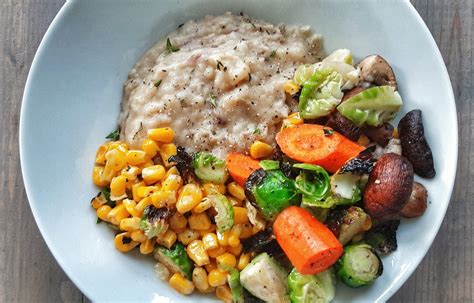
[19,1,458,301]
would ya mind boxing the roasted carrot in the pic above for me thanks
[225,153,261,186]
[275,124,364,173]
[274,206,343,275]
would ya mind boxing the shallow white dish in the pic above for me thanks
[20,0,457,302]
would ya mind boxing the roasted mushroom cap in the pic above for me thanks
[400,182,428,218]
[357,55,397,89]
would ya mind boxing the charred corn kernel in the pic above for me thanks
[217,230,230,247]
[126,150,147,166]
[227,196,242,207]
[137,185,160,198]
[187,240,210,266]
[216,285,232,303]
[114,232,139,252]
[160,143,177,167]
[239,223,253,239]
[202,183,226,196]
[119,217,141,231]
[162,175,183,192]
[284,80,300,95]
[208,269,227,287]
[237,253,250,271]
[95,144,108,164]
[147,127,175,143]
[357,134,370,146]
[193,198,212,213]
[96,205,112,222]
[177,184,203,214]
[227,243,242,256]
[170,212,187,231]
[151,190,176,208]
[165,166,179,177]
[233,207,248,224]
[136,197,153,214]
[178,228,199,245]
[393,128,399,139]
[205,261,217,273]
[188,213,212,231]
[90,192,107,209]
[288,112,304,125]
[169,273,195,295]
[105,149,127,172]
[207,246,227,258]
[202,233,219,251]
[362,216,372,231]
[140,239,155,254]
[110,175,127,197]
[156,229,177,249]
[120,166,140,181]
[192,267,210,292]
[142,165,166,185]
[92,166,110,187]
[250,141,273,159]
[131,230,147,242]
[132,182,145,202]
[227,182,246,201]
[142,139,160,157]
[216,253,237,269]
[107,141,128,154]
[107,204,130,225]
[122,199,141,218]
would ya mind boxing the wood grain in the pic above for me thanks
[0,0,471,302]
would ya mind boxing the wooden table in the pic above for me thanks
[0,1,471,302]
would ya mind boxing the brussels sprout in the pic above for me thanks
[240,253,289,303]
[226,267,244,303]
[364,220,400,255]
[207,191,234,232]
[139,205,173,239]
[293,163,330,202]
[287,268,336,303]
[337,86,403,127]
[335,243,383,288]
[192,152,228,184]
[325,206,369,245]
[259,160,280,171]
[153,243,194,280]
[245,169,300,220]
[298,68,344,119]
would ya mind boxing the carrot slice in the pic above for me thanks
[274,206,343,275]
[225,153,261,186]
[275,124,364,173]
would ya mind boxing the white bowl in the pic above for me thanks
[20,0,457,302]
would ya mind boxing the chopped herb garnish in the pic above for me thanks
[323,128,334,136]
[216,60,224,71]
[209,95,217,107]
[270,49,277,58]
[252,128,261,135]
[96,217,102,224]
[105,129,120,141]
[100,188,116,208]
[154,79,162,87]
[166,38,180,53]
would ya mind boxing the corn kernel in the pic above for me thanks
[160,143,177,167]
[95,144,108,165]
[228,234,240,248]
[165,166,180,177]
[207,246,227,258]
[192,267,210,292]
[204,261,217,273]
[131,230,147,242]
[96,205,112,222]
[120,165,140,182]
[142,165,166,185]
[107,204,130,225]
[147,127,175,143]
[202,183,226,196]
[216,253,236,269]
[217,230,230,247]
[105,149,127,172]
[137,159,155,171]
[284,80,300,95]
[126,150,148,166]
[142,139,160,157]
[137,185,160,198]
[170,212,187,231]
[393,128,399,139]
[119,217,141,231]
[178,228,199,245]
[90,192,107,209]
[156,229,177,249]
[227,196,242,207]
[135,197,153,214]
[216,285,232,303]
[151,190,177,208]
[162,174,183,192]
[208,269,227,287]
[187,240,210,266]
[110,175,127,198]
[233,207,248,224]
[357,134,370,146]
[193,198,212,213]
[288,112,304,125]
[106,141,128,154]
[237,253,250,271]
[132,182,145,202]
[177,184,203,214]
[227,182,246,201]
[114,232,139,252]
[239,223,254,239]
[140,239,155,255]
[92,166,110,187]
[188,213,212,231]
[122,199,141,218]
[169,273,195,295]
[202,233,219,251]
[250,141,273,159]
[227,243,242,256]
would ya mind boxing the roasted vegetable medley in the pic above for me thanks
[90,49,434,302]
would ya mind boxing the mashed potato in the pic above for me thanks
[119,12,322,158]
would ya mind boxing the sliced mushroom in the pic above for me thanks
[363,123,394,147]
[400,182,428,218]
[357,55,397,89]
[326,111,361,141]
[398,109,436,178]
